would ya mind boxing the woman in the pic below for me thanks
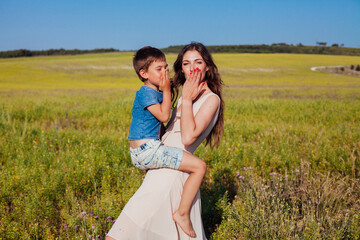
[106,42,224,240]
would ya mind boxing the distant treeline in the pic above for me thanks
[1,44,360,58]
[162,43,360,56]
[0,48,119,58]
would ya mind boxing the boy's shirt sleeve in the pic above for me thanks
[138,87,161,109]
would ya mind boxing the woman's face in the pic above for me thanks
[182,50,209,81]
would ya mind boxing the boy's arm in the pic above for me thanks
[147,69,171,123]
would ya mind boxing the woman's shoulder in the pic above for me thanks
[192,91,220,116]
[197,91,220,106]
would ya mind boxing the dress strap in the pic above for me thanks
[193,92,220,115]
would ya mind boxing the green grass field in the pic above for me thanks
[1,52,360,239]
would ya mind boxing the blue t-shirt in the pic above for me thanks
[128,86,163,140]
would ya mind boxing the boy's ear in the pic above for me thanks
[139,69,148,80]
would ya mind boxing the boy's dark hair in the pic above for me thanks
[133,46,166,82]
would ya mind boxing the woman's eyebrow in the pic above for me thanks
[183,59,203,62]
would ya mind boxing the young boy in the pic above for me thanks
[128,46,206,238]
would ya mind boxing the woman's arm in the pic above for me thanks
[180,95,219,146]
[180,68,220,146]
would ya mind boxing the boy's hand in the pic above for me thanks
[159,68,170,92]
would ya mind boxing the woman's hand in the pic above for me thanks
[182,68,204,102]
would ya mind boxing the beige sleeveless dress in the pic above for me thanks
[107,93,220,240]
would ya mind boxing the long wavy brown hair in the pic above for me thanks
[172,42,224,149]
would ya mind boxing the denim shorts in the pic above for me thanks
[130,139,183,171]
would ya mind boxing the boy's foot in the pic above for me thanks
[172,210,196,238]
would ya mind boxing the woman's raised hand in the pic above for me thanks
[182,68,204,101]
[160,68,170,92]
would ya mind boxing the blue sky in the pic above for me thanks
[0,0,359,51]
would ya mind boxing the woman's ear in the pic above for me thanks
[205,66,209,72]
[139,69,148,80]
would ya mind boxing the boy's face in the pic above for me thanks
[140,60,168,88]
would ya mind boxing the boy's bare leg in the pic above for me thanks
[172,151,207,238]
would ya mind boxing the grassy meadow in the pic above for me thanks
[0,52,360,239]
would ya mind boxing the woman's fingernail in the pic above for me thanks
[202,82,205,86]
[190,72,192,75]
